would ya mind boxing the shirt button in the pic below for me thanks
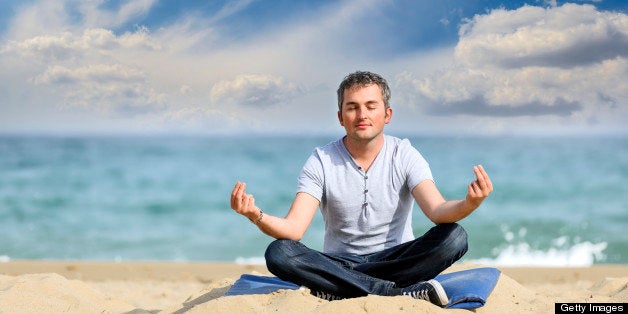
[365,176,368,179]
[364,189,368,193]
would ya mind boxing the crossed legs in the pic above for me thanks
[265,223,468,298]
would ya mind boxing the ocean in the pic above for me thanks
[0,134,626,266]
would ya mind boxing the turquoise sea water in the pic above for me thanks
[0,135,626,266]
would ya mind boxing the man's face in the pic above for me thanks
[338,84,392,143]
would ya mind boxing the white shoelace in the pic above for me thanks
[314,291,343,301]
[402,289,429,301]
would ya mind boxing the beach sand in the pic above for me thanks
[0,261,626,313]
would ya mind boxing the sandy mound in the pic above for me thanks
[590,277,628,301]
[1,267,625,313]
[0,273,134,313]
[164,272,554,313]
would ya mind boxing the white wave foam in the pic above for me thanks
[0,255,9,263]
[235,256,266,265]
[472,241,608,267]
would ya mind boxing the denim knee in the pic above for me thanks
[264,239,298,273]
[440,223,468,258]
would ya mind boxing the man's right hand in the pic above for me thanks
[229,182,319,241]
[230,181,260,221]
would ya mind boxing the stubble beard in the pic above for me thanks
[346,126,384,146]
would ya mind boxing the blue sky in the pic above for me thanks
[0,0,626,135]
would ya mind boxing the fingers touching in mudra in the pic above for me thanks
[230,181,259,220]
[466,165,493,208]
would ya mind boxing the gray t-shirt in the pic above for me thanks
[297,135,433,255]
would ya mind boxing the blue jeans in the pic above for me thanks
[265,223,468,298]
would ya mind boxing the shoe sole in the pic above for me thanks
[427,279,449,306]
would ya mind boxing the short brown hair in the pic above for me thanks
[337,71,391,111]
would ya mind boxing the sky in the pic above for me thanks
[0,0,626,136]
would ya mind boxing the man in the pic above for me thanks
[230,71,493,307]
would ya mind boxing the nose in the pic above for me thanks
[357,108,367,119]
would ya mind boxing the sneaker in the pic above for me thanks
[400,279,448,307]
[311,290,344,301]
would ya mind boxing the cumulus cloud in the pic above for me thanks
[34,64,144,84]
[2,27,162,61]
[399,4,628,121]
[33,64,166,114]
[1,0,626,135]
[0,0,402,134]
[2,0,156,42]
[1,26,167,115]
[210,74,301,108]
[0,0,320,130]
[456,4,628,69]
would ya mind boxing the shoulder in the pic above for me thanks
[312,138,345,159]
[384,134,414,153]
[303,138,344,167]
[384,135,428,167]
[317,138,343,152]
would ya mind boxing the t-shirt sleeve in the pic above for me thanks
[400,139,434,191]
[296,150,324,202]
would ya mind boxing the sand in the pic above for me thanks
[0,260,626,313]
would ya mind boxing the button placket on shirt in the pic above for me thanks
[358,166,369,208]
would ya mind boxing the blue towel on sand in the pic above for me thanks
[225,267,500,310]
[225,274,301,296]
[434,267,501,309]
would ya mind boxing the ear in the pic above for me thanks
[338,110,344,126]
[384,107,392,124]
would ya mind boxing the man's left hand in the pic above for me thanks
[466,165,493,208]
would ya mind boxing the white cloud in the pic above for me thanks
[0,9,310,132]
[399,3,628,127]
[2,27,162,60]
[34,64,144,84]
[209,0,256,24]
[456,4,627,69]
[4,0,156,40]
[1,0,626,135]
[33,64,166,114]
[79,0,157,29]
[1,26,167,116]
[210,74,301,108]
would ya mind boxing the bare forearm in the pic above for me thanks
[415,165,493,224]
[430,199,477,224]
[253,211,304,241]
[231,184,317,241]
